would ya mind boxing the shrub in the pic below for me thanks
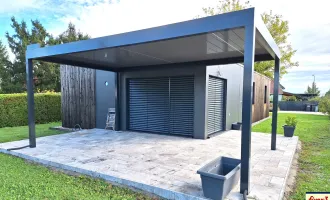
[0,93,61,128]
[285,116,298,127]
[283,95,297,101]
[318,96,330,118]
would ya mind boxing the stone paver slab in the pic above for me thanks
[0,130,298,200]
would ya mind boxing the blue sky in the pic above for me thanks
[0,0,329,94]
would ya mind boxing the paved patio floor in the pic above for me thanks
[0,130,298,200]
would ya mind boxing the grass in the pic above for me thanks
[0,122,66,143]
[252,113,330,199]
[0,122,152,200]
[0,153,152,200]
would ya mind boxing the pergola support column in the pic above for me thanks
[271,57,280,150]
[26,59,36,148]
[114,72,120,131]
[240,24,255,194]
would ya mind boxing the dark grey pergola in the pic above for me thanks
[25,8,280,194]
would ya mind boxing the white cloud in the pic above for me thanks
[288,66,330,72]
[1,0,329,93]
[0,0,45,14]
[50,0,215,37]
[246,0,330,94]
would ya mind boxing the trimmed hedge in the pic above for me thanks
[0,93,61,128]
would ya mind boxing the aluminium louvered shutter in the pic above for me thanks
[128,78,149,132]
[128,77,169,134]
[128,76,194,136]
[169,76,194,135]
[207,76,225,135]
[146,78,170,134]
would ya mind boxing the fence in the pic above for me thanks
[278,101,318,111]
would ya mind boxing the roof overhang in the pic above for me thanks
[283,92,318,98]
[26,8,281,72]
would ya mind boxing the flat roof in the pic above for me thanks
[283,92,318,97]
[27,8,280,72]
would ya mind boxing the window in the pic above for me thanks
[252,82,255,104]
[264,86,267,103]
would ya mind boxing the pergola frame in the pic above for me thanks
[25,8,280,194]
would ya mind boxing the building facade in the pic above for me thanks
[61,64,270,139]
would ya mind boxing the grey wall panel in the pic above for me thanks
[95,70,116,129]
[120,64,206,139]
[206,64,244,131]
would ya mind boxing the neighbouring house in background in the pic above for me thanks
[61,63,270,139]
[278,91,319,112]
[282,91,318,101]
[270,81,285,102]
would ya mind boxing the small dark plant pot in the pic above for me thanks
[231,122,242,130]
[197,156,241,200]
[283,125,295,137]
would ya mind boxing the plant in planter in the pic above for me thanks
[283,116,298,137]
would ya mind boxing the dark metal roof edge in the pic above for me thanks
[26,8,256,59]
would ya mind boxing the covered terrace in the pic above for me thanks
[24,8,281,195]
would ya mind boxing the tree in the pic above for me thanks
[5,17,59,93]
[0,40,13,93]
[57,23,90,44]
[3,18,89,93]
[201,0,299,78]
[325,89,330,97]
[51,23,90,91]
[318,97,330,119]
[305,81,320,96]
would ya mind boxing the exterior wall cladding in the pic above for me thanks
[95,70,116,129]
[94,64,270,139]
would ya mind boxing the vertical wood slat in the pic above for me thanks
[252,72,270,123]
[60,65,96,129]
[90,69,96,128]
[60,65,66,127]
[79,67,84,127]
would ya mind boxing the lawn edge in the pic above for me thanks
[0,149,206,200]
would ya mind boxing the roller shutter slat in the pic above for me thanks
[207,76,225,135]
[128,76,194,136]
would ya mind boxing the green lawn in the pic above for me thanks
[0,123,152,200]
[0,122,66,143]
[252,113,330,200]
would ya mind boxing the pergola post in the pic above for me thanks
[114,72,120,131]
[26,58,36,148]
[240,24,255,194]
[271,57,280,150]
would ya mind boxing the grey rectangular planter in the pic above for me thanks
[231,122,242,130]
[283,125,295,137]
[197,156,241,200]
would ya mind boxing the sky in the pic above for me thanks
[0,0,329,94]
